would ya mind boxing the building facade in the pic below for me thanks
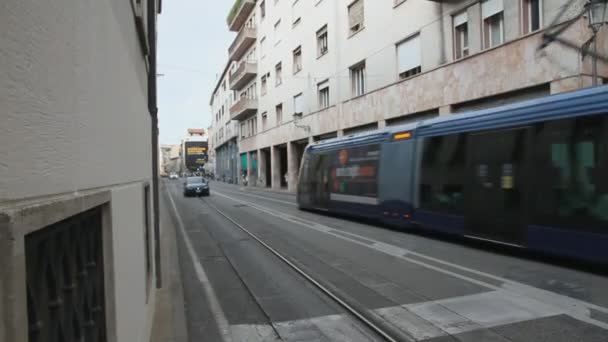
[220,0,606,192]
[1,0,161,341]
[160,144,182,175]
[206,126,217,175]
[210,62,242,184]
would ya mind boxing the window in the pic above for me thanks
[274,19,281,31]
[261,74,268,95]
[348,0,364,35]
[531,116,608,233]
[293,17,301,27]
[293,93,304,115]
[240,122,246,138]
[522,0,541,34]
[396,34,421,79]
[330,144,380,198]
[262,111,268,130]
[317,25,328,57]
[350,61,366,97]
[453,12,469,59]
[276,103,283,125]
[419,134,468,214]
[293,46,302,73]
[260,0,266,19]
[260,36,266,55]
[318,80,329,109]
[246,13,256,29]
[246,47,256,62]
[275,62,282,86]
[242,82,257,100]
[482,0,504,49]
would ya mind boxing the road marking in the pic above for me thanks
[165,186,233,342]
[211,190,608,331]
[401,290,563,337]
[273,313,379,342]
[229,324,281,342]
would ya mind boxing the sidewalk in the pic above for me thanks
[150,190,188,342]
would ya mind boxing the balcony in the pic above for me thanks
[227,0,256,32]
[229,27,257,62]
[230,97,258,121]
[230,62,257,90]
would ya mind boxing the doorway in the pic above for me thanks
[466,128,530,244]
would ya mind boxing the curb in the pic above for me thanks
[151,185,189,342]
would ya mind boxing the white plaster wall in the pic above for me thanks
[0,0,152,201]
[0,1,157,341]
[110,184,155,342]
[232,0,606,155]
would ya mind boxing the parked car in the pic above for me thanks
[183,176,210,197]
[169,172,179,179]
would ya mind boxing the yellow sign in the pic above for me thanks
[187,147,207,155]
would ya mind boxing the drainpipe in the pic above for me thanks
[148,0,162,289]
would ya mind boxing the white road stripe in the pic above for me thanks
[272,313,379,342]
[211,190,608,331]
[230,324,281,342]
[165,186,234,342]
[402,290,564,337]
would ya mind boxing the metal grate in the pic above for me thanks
[26,207,106,342]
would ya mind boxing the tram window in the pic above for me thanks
[330,145,380,198]
[531,116,608,232]
[420,134,467,214]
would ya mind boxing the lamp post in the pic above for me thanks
[586,0,608,86]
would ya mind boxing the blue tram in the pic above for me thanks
[297,85,608,263]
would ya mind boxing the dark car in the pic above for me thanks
[183,176,210,197]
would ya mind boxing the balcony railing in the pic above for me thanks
[227,0,256,32]
[230,97,258,121]
[229,27,257,62]
[229,62,257,90]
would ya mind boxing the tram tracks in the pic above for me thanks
[199,196,414,342]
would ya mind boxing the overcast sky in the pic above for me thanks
[157,0,234,145]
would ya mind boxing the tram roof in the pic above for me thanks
[309,85,608,152]
[417,85,608,137]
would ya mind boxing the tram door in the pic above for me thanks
[466,128,529,245]
[311,154,330,209]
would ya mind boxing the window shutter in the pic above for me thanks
[348,0,364,29]
[318,80,329,90]
[482,0,503,19]
[294,94,304,114]
[397,34,421,74]
[454,12,467,27]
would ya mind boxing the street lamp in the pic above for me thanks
[586,0,608,86]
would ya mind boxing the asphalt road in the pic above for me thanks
[163,179,608,342]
